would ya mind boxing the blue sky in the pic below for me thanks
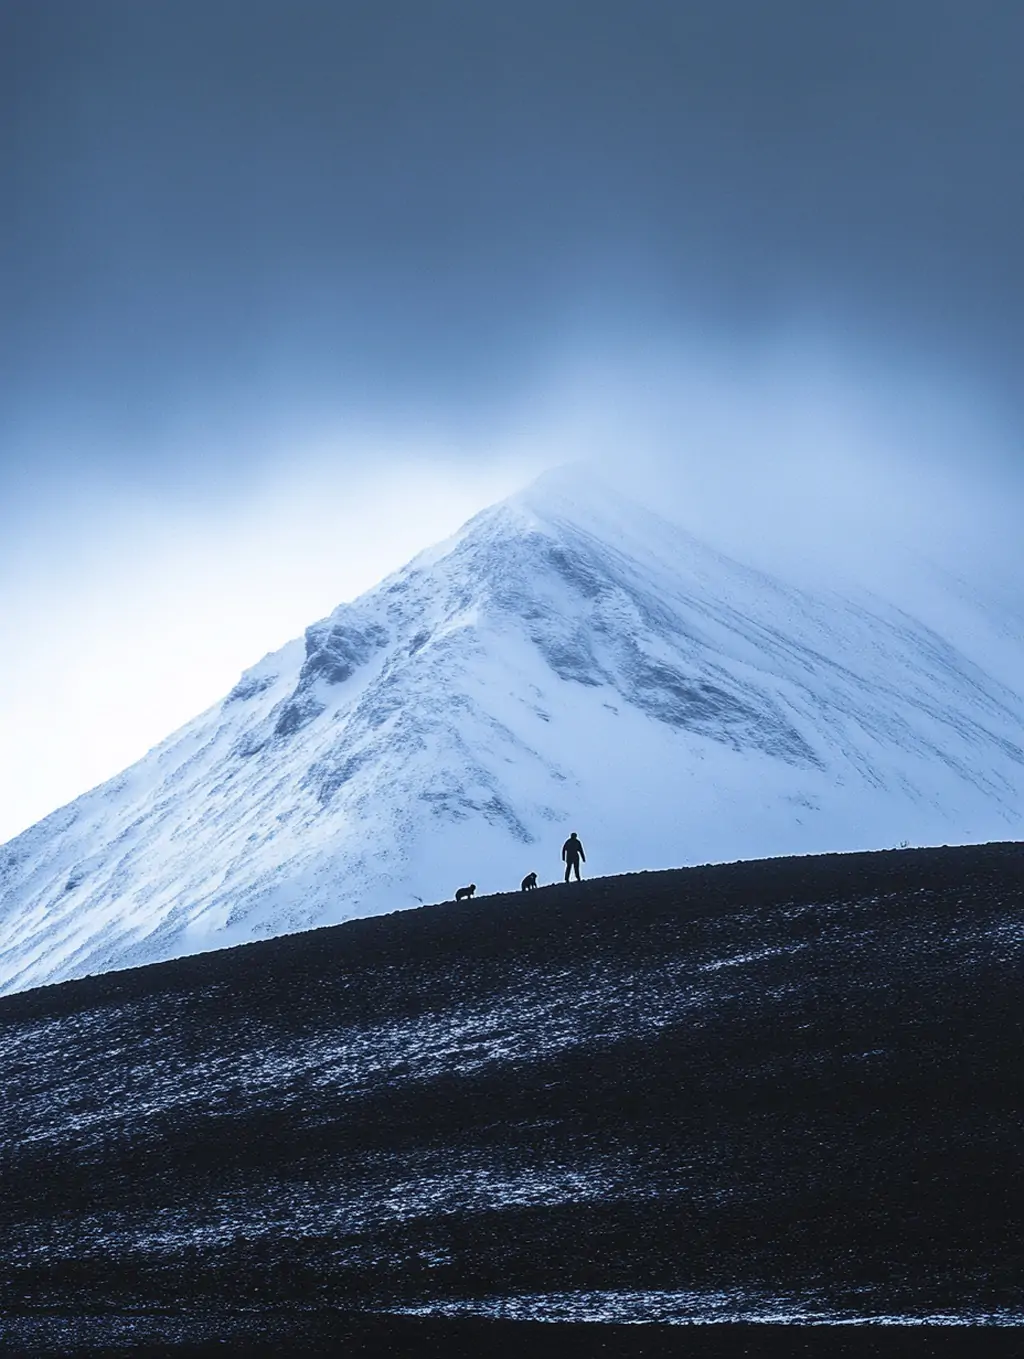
[2,1,1023,840]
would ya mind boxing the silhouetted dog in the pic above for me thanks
[521,872,538,892]
[455,883,476,902]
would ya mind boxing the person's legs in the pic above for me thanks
[564,861,571,882]
[573,858,581,881]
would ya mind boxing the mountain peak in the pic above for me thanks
[512,460,602,513]
[506,463,666,542]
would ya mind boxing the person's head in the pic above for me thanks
[570,831,578,838]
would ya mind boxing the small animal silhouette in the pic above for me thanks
[455,883,476,902]
[521,872,538,891]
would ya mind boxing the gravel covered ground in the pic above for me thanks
[1,843,1022,1354]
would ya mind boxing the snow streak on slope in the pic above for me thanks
[2,469,1024,993]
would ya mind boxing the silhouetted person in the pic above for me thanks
[521,871,538,891]
[562,832,585,882]
[455,883,476,902]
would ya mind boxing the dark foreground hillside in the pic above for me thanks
[1,843,1023,1356]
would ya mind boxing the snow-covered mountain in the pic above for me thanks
[3,468,1024,995]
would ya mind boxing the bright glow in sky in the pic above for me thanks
[0,446,539,843]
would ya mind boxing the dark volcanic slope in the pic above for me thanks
[1,843,1023,1346]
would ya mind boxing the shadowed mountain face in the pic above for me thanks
[1,844,1022,1352]
[4,473,1024,996]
